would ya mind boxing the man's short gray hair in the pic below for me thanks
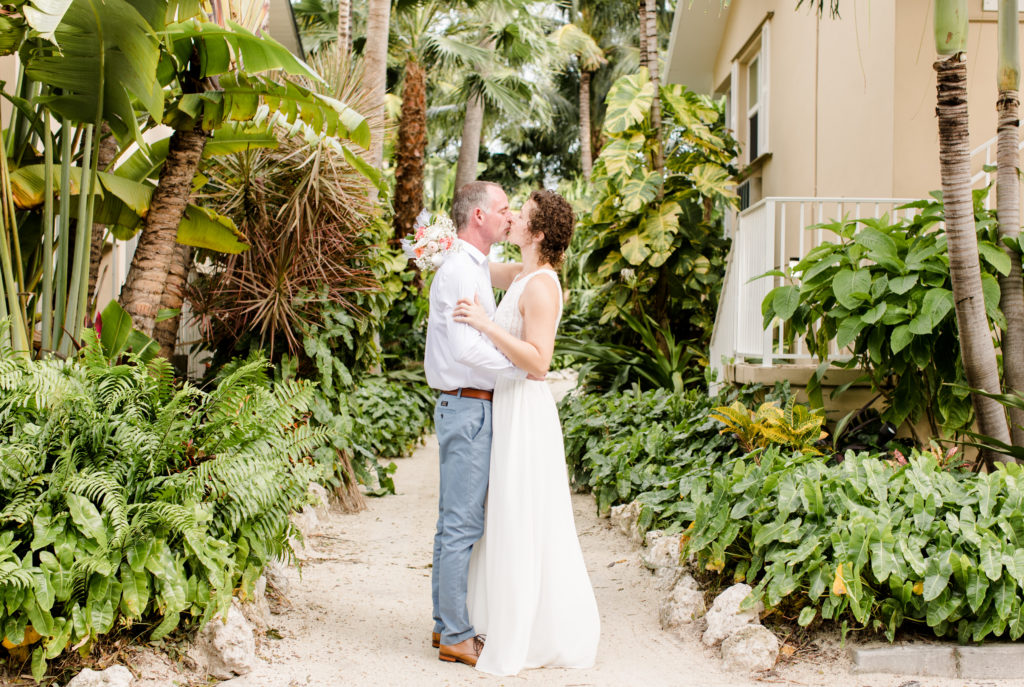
[451,181,503,232]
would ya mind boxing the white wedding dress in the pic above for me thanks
[466,269,600,676]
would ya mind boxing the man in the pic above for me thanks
[425,181,523,667]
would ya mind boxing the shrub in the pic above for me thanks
[0,335,325,679]
[562,385,1024,643]
[760,191,1006,436]
[561,75,737,391]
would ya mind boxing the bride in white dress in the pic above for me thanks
[452,189,600,676]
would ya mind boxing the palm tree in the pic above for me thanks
[364,0,392,173]
[337,0,352,56]
[996,0,1024,445]
[796,0,1014,465]
[934,0,1011,465]
[120,0,368,350]
[639,0,662,177]
[551,22,606,178]
[87,127,119,308]
[452,0,557,189]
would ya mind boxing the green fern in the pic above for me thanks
[0,335,330,671]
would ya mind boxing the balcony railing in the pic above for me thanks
[710,197,920,379]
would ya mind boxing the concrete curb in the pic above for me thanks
[851,643,1024,679]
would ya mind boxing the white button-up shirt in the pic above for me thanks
[424,240,520,391]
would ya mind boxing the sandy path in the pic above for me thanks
[220,437,1024,687]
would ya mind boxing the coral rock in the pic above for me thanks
[701,583,764,647]
[67,666,133,687]
[720,624,780,672]
[609,500,643,546]
[188,600,257,679]
[659,577,706,633]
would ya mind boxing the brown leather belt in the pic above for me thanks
[441,388,493,402]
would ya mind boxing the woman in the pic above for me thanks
[452,189,600,676]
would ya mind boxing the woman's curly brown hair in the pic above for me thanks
[526,189,575,269]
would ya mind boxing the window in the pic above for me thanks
[731,19,769,166]
[747,54,761,160]
[983,0,1024,10]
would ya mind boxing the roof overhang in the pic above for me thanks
[665,0,730,93]
[267,0,304,58]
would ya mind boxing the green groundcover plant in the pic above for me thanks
[0,335,326,679]
[561,387,1024,643]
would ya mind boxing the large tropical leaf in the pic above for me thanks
[25,0,163,141]
[165,73,370,146]
[9,165,248,253]
[550,23,606,72]
[115,124,280,182]
[165,19,319,80]
[23,0,75,41]
[594,132,645,181]
[603,68,654,134]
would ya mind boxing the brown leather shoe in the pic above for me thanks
[431,632,440,648]
[438,635,485,667]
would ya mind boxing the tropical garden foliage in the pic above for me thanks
[760,192,1008,439]
[561,386,1024,643]
[560,71,737,391]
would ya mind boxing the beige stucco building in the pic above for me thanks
[668,0,1020,204]
[667,0,1024,406]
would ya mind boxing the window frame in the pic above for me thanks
[731,20,771,166]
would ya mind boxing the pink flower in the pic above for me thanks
[415,226,426,240]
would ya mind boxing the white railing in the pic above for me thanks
[710,197,919,379]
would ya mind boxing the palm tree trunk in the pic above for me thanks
[997,0,1024,447]
[455,34,497,190]
[935,53,1013,467]
[637,1,649,71]
[393,59,427,243]
[580,70,593,178]
[87,126,120,310]
[455,92,485,190]
[364,0,391,174]
[336,0,351,57]
[643,0,663,177]
[153,242,191,361]
[119,124,207,338]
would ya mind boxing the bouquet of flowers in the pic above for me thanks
[401,210,460,270]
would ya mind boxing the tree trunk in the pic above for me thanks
[580,70,593,178]
[153,242,191,361]
[637,1,649,72]
[119,124,207,338]
[87,127,120,310]
[643,0,663,177]
[364,0,391,174]
[997,0,1024,447]
[454,92,485,190]
[393,59,427,243]
[454,35,496,190]
[336,0,351,57]
[333,450,367,513]
[934,53,1012,467]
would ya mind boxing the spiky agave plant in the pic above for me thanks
[191,53,389,359]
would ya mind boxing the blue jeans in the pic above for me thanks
[431,393,491,646]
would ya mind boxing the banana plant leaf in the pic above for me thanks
[10,164,248,253]
[26,0,163,143]
[115,124,280,182]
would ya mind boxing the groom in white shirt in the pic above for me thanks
[425,181,523,667]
